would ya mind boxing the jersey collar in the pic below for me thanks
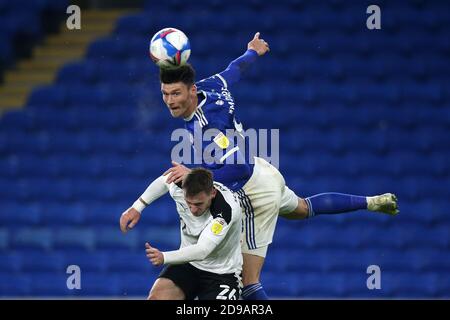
[184,91,207,121]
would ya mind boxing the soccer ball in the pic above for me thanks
[149,28,191,68]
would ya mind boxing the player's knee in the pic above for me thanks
[147,281,167,300]
[148,278,185,300]
[281,198,308,220]
[147,290,161,300]
[148,287,174,300]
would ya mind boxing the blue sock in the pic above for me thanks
[241,283,269,300]
[305,192,368,218]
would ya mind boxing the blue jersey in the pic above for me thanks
[183,49,258,191]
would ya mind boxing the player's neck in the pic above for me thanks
[183,94,199,120]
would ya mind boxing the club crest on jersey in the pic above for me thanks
[213,132,230,149]
[211,218,225,235]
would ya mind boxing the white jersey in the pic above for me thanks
[167,181,243,275]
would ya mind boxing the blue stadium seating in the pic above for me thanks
[0,273,32,296]
[0,253,22,273]
[0,229,9,251]
[107,252,150,273]
[29,272,77,296]
[0,0,449,298]
[21,252,65,273]
[11,228,53,251]
[61,250,109,272]
[93,227,139,250]
[118,272,156,296]
[0,0,69,71]
[78,272,121,296]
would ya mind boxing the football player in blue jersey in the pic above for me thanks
[124,32,399,300]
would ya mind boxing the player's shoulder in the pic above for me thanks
[193,95,230,130]
[213,182,233,198]
[196,74,227,91]
[168,180,184,198]
[210,182,240,224]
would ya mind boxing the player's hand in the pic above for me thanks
[248,32,270,56]
[120,207,141,233]
[145,242,164,266]
[163,161,191,184]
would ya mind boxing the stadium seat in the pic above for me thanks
[107,252,150,273]
[21,252,65,273]
[79,272,121,296]
[11,228,53,251]
[29,272,74,296]
[53,228,96,250]
[0,273,32,296]
[62,251,109,272]
[118,272,157,296]
[95,227,139,250]
[0,253,22,273]
[1,0,449,298]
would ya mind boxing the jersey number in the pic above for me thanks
[216,284,237,300]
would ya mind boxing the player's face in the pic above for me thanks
[184,189,217,217]
[161,82,197,118]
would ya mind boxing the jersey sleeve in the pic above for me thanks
[196,74,225,92]
[196,49,258,91]
[162,216,232,264]
[194,127,252,190]
[132,175,170,213]
[217,49,258,87]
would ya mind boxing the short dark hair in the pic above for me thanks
[159,64,195,86]
[182,168,214,197]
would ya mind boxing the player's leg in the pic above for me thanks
[148,277,185,300]
[237,157,284,300]
[242,253,264,285]
[279,185,399,219]
[241,252,268,300]
[239,211,271,300]
[279,193,309,219]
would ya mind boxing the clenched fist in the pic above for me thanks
[120,207,141,233]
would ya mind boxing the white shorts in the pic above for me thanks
[236,157,298,258]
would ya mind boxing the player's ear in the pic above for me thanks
[190,84,197,95]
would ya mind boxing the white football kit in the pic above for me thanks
[133,176,243,275]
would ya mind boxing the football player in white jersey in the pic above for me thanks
[120,168,242,300]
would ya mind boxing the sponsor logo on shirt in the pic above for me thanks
[211,217,226,235]
[213,132,230,149]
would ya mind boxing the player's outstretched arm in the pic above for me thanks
[120,175,170,233]
[218,32,269,87]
